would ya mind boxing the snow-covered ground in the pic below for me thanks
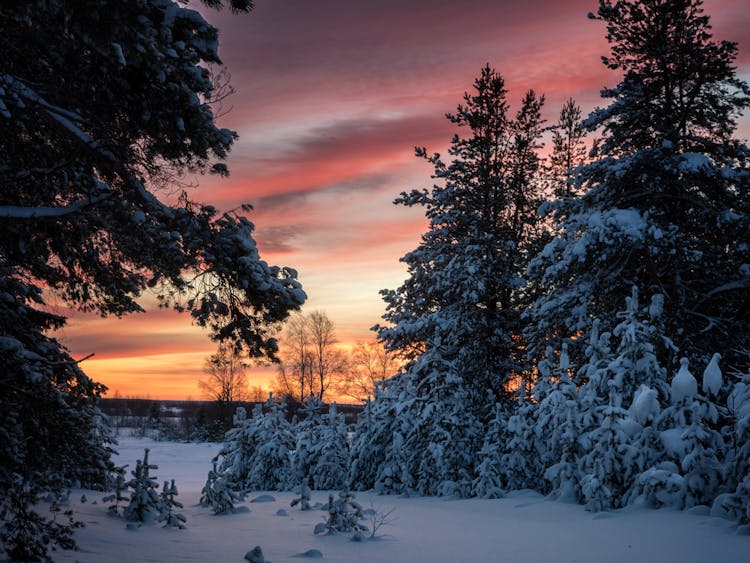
[55,435,747,563]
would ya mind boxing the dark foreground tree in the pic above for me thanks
[0,1,305,559]
[529,0,750,371]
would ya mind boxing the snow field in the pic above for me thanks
[53,435,748,563]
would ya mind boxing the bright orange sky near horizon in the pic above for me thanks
[55,0,750,400]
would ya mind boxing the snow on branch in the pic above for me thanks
[0,194,111,219]
[3,73,174,218]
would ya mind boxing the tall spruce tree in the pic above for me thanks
[547,98,588,200]
[529,0,750,370]
[377,65,546,411]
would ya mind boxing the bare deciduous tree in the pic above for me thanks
[275,312,313,402]
[275,310,346,402]
[199,343,249,405]
[338,340,399,402]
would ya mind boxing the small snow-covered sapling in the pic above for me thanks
[200,462,242,515]
[123,448,161,524]
[159,479,187,529]
[102,464,129,516]
[314,490,368,536]
[290,479,312,511]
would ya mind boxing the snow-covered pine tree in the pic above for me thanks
[102,465,129,517]
[578,289,674,508]
[216,406,259,494]
[579,383,635,511]
[679,398,724,508]
[377,65,547,415]
[290,395,324,487]
[123,449,161,524]
[200,462,241,515]
[245,395,294,491]
[472,403,507,498]
[528,0,750,372]
[158,479,186,529]
[310,403,349,491]
[1,1,304,558]
[715,367,750,523]
[373,374,416,495]
[499,390,542,492]
[537,345,583,501]
[290,481,312,511]
[389,352,482,498]
[348,395,382,491]
[370,65,547,499]
[349,376,411,493]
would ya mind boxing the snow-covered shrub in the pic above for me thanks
[628,465,685,508]
[314,491,368,536]
[290,481,312,511]
[580,473,611,513]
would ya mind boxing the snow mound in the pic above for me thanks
[671,358,697,404]
[250,494,276,503]
[702,353,722,397]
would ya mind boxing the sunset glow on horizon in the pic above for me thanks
[56,0,750,400]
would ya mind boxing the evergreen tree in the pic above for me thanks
[377,65,546,411]
[372,375,416,495]
[309,404,350,491]
[576,290,677,508]
[1,1,303,557]
[718,368,750,522]
[349,379,403,492]
[472,403,507,498]
[158,479,186,529]
[216,406,259,493]
[123,449,161,524]
[290,396,325,487]
[245,395,294,491]
[314,491,368,536]
[529,0,750,371]
[537,345,583,501]
[103,465,130,517]
[500,392,542,492]
[200,462,241,515]
[290,481,312,511]
[546,98,589,199]
[404,357,483,497]
[579,384,635,511]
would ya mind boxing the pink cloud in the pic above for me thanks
[59,0,749,398]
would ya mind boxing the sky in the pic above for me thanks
[56,0,750,400]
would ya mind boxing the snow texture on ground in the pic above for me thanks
[54,435,748,563]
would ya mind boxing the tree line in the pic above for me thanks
[200,310,399,408]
